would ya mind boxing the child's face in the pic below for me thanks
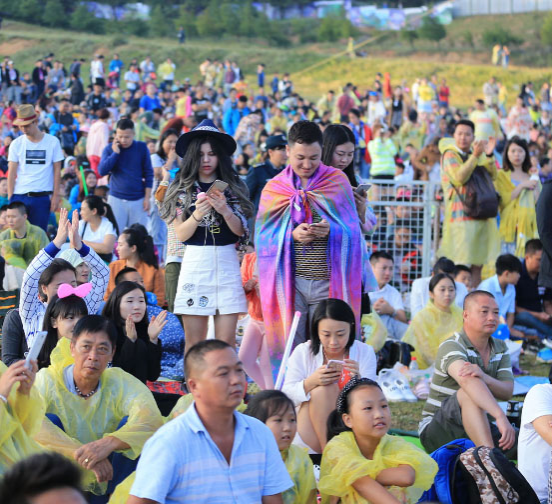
[343,386,391,439]
[503,270,521,286]
[0,179,7,195]
[543,161,552,175]
[455,271,472,291]
[265,404,297,451]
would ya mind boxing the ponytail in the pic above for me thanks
[83,195,120,236]
[123,224,158,269]
[327,409,351,442]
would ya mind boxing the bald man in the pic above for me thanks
[418,290,517,457]
[128,339,292,504]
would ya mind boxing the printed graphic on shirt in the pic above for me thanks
[26,150,46,165]
[199,296,208,307]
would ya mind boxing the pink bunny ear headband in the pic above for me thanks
[57,283,92,299]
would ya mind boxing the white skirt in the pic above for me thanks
[174,244,247,316]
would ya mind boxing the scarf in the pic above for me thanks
[255,163,376,379]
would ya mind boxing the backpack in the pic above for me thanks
[376,340,414,373]
[452,165,499,219]
[458,446,540,504]
[419,438,475,504]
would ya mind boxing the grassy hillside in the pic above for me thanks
[1,13,551,109]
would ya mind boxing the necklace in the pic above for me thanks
[74,380,98,398]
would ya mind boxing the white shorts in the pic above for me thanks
[174,244,247,316]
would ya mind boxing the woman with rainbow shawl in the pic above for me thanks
[255,121,376,383]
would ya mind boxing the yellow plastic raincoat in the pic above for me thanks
[0,361,44,475]
[282,445,317,504]
[402,302,463,369]
[49,336,73,369]
[361,313,387,352]
[319,432,437,504]
[33,364,164,495]
[495,170,540,257]
[438,138,500,266]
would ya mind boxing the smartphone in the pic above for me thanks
[355,183,371,194]
[25,331,48,370]
[206,180,229,195]
[326,360,344,371]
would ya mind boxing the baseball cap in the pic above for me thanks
[265,134,287,151]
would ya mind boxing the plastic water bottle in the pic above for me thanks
[409,357,419,371]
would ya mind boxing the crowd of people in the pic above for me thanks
[0,49,552,503]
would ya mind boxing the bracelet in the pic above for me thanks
[0,394,7,404]
[191,212,201,223]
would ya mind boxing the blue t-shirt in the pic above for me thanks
[139,95,162,111]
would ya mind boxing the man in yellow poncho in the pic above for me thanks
[0,359,43,475]
[438,121,500,287]
[33,315,164,498]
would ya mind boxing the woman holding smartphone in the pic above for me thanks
[157,119,253,355]
[282,299,377,455]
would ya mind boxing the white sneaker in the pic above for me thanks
[542,338,552,350]
[377,369,404,402]
[393,374,418,402]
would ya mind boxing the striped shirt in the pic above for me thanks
[294,208,329,280]
[130,403,293,503]
[420,330,513,433]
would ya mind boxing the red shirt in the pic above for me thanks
[438,85,450,104]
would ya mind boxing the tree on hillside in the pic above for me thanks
[43,0,68,28]
[16,0,41,22]
[542,13,552,46]
[149,4,168,37]
[175,4,198,38]
[400,29,418,48]
[417,16,446,43]
[70,3,105,34]
[219,1,240,36]
[195,1,221,38]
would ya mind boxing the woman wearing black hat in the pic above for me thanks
[157,119,254,355]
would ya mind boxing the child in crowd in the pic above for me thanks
[319,377,437,504]
[244,390,317,504]
[453,264,472,292]
[368,251,408,340]
[478,254,525,339]
[0,177,8,207]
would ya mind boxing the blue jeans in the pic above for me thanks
[46,414,137,503]
[514,311,552,339]
[10,194,50,231]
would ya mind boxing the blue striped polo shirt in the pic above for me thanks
[130,402,293,503]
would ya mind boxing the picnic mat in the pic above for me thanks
[513,375,549,396]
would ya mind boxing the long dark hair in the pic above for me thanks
[503,136,531,173]
[83,195,119,235]
[327,377,383,441]
[102,281,148,330]
[243,390,295,423]
[322,124,357,188]
[77,169,97,203]
[156,128,179,160]
[159,135,254,223]
[38,259,76,303]
[310,298,356,356]
[121,224,158,269]
[39,294,88,368]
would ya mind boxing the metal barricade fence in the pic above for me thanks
[364,179,442,302]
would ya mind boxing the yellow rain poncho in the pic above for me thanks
[282,445,317,504]
[361,313,387,352]
[49,336,73,369]
[0,361,44,475]
[438,138,500,266]
[33,364,164,495]
[402,302,463,369]
[319,432,437,504]
[495,170,540,257]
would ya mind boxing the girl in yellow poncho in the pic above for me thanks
[319,377,437,504]
[403,273,463,370]
[496,136,540,258]
[245,390,317,504]
[0,360,44,475]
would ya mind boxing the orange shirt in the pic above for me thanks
[241,252,262,321]
[105,259,166,306]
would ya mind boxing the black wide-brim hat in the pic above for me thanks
[175,119,237,157]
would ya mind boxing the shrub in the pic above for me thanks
[400,29,418,47]
[70,3,104,34]
[541,13,552,46]
[111,35,127,47]
[417,16,446,42]
[43,0,67,28]
[482,27,522,46]
[461,30,474,48]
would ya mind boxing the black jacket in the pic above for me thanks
[245,160,283,212]
[537,180,552,288]
[1,309,27,367]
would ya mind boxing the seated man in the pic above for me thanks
[410,256,469,316]
[419,291,516,457]
[368,251,408,340]
[128,339,293,504]
[478,254,525,339]
[0,201,49,269]
[515,239,552,340]
[34,315,164,498]
[518,382,552,503]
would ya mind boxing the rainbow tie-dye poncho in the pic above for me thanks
[255,163,377,379]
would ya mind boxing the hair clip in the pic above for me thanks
[57,283,92,299]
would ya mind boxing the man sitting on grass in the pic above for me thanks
[418,290,516,458]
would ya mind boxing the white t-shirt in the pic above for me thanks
[410,276,468,317]
[518,383,552,501]
[78,217,117,244]
[8,133,64,194]
[369,283,404,311]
